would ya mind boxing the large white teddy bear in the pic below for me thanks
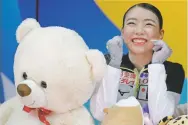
[0,18,106,125]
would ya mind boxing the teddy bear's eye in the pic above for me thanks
[41,81,47,88]
[23,72,28,80]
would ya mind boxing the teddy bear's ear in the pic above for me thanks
[86,49,107,82]
[16,18,40,43]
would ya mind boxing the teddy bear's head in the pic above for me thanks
[14,18,106,113]
[101,96,144,125]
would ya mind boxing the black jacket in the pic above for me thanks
[105,54,185,105]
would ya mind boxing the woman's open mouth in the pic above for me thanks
[132,38,147,45]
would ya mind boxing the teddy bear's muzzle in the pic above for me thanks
[17,84,32,97]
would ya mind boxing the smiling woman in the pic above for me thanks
[121,3,165,69]
[95,0,187,76]
[90,2,186,125]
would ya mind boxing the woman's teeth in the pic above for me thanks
[132,39,146,43]
[132,39,147,45]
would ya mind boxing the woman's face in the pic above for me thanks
[122,7,164,54]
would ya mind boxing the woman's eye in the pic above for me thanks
[146,23,153,26]
[127,22,135,25]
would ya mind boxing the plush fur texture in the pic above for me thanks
[0,18,106,125]
[101,96,144,125]
[159,115,188,125]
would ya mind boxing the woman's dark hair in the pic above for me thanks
[122,3,163,29]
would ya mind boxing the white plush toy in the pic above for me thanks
[0,18,106,125]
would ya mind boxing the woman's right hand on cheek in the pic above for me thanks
[106,36,124,68]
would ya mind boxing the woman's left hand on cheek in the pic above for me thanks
[151,40,172,64]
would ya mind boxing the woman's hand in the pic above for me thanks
[151,40,172,64]
[106,36,124,68]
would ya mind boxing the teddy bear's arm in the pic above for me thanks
[0,97,18,125]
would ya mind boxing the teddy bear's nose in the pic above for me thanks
[17,84,31,97]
